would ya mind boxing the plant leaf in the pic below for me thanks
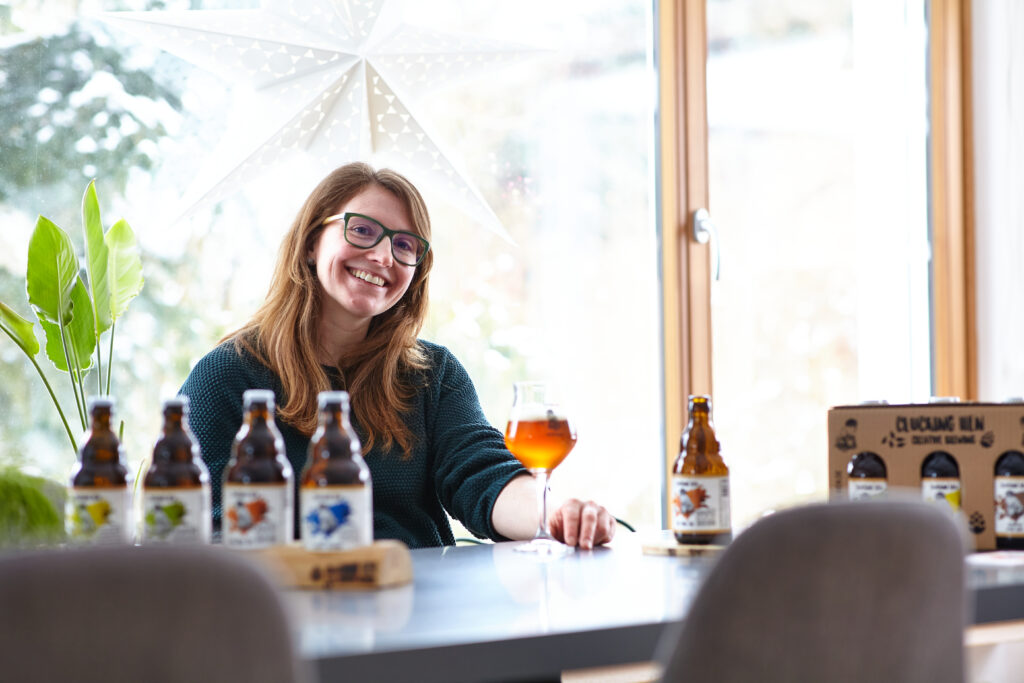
[39,278,96,373]
[106,218,143,320]
[0,301,40,357]
[26,216,78,325]
[82,180,112,336]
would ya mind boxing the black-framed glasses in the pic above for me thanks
[321,212,430,267]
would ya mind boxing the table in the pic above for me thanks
[290,534,708,683]
[290,533,1024,683]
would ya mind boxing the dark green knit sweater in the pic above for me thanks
[179,340,525,548]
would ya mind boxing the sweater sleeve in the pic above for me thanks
[178,344,254,530]
[427,347,527,540]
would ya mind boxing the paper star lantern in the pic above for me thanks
[101,0,530,240]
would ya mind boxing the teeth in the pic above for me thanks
[351,269,385,287]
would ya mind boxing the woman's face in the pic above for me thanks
[308,184,419,330]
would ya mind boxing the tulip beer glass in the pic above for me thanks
[504,381,577,554]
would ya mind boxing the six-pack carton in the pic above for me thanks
[827,401,1024,551]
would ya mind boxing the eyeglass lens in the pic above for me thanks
[345,215,425,264]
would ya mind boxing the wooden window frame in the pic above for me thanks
[659,0,976,526]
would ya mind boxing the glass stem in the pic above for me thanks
[533,469,550,540]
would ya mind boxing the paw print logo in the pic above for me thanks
[969,511,986,535]
[881,431,905,448]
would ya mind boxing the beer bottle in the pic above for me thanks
[222,389,294,548]
[847,451,887,500]
[672,395,731,545]
[921,450,961,511]
[300,391,373,551]
[994,450,1024,550]
[67,396,132,544]
[141,397,212,544]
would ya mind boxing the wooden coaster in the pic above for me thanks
[641,537,725,557]
[249,540,413,590]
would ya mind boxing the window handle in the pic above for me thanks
[692,208,721,281]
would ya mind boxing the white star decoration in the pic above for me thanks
[101,0,528,240]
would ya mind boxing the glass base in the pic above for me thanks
[513,537,574,557]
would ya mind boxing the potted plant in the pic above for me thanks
[0,180,143,545]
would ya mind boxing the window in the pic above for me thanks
[0,0,663,529]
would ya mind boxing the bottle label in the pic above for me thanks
[222,483,292,549]
[66,487,132,544]
[848,478,887,501]
[141,487,211,545]
[301,485,373,551]
[995,477,1024,537]
[922,478,961,511]
[672,475,730,534]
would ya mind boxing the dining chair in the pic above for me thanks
[0,543,310,683]
[657,498,969,683]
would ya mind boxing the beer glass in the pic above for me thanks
[504,382,577,555]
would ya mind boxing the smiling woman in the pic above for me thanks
[178,162,617,550]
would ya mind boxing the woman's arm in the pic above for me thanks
[491,473,617,549]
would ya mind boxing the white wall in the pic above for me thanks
[973,0,1024,401]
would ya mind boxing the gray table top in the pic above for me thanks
[290,533,710,683]
[289,533,1024,683]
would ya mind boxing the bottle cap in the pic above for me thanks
[243,389,276,410]
[87,395,115,413]
[163,395,190,412]
[317,390,350,410]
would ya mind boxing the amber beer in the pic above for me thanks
[847,451,887,500]
[300,391,372,551]
[222,390,294,549]
[504,411,576,471]
[142,397,212,544]
[672,395,731,545]
[921,450,961,511]
[67,397,132,544]
[995,450,1024,550]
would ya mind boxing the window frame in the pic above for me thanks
[658,0,977,526]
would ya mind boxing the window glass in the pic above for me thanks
[0,0,661,530]
[706,0,931,528]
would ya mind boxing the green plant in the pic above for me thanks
[0,180,143,455]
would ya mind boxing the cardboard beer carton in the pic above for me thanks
[827,401,1024,551]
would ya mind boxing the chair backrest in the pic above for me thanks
[0,544,308,683]
[658,499,968,683]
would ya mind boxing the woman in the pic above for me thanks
[180,162,615,549]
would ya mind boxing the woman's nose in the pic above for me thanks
[366,237,393,266]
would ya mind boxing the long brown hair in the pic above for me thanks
[226,162,433,455]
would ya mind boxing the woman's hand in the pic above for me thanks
[548,498,616,550]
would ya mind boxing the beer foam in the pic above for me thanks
[511,405,568,422]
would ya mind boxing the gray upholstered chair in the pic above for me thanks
[0,544,309,683]
[657,499,968,683]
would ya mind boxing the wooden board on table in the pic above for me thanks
[250,540,413,590]
[641,537,724,558]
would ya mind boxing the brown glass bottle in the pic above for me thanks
[995,450,1024,550]
[300,391,373,550]
[672,395,731,545]
[847,451,887,500]
[222,390,294,548]
[921,450,961,511]
[142,397,212,544]
[67,397,131,544]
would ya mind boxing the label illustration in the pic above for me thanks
[222,483,292,549]
[67,487,132,544]
[996,477,1024,537]
[301,485,373,551]
[671,475,730,534]
[142,488,211,544]
[922,478,961,511]
[848,478,886,501]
